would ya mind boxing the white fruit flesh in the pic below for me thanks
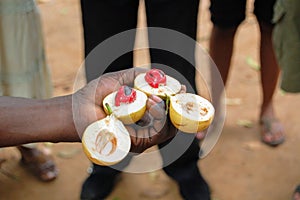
[134,73,181,98]
[82,115,131,166]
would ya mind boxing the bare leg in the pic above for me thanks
[258,21,285,146]
[209,25,238,85]
[209,25,238,124]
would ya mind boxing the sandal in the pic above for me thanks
[17,146,58,182]
[293,185,300,200]
[259,118,285,147]
[0,158,6,167]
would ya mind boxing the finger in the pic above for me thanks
[130,128,151,153]
[195,129,208,140]
[147,96,165,120]
[136,111,153,127]
[148,121,176,147]
[195,132,205,140]
[117,67,148,87]
[149,95,164,104]
[125,126,137,139]
[147,129,168,147]
[127,125,151,153]
[152,119,165,133]
[147,96,164,109]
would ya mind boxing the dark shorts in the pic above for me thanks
[210,0,276,28]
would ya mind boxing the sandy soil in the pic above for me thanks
[1,0,300,199]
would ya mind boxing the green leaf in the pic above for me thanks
[225,98,242,106]
[279,89,286,96]
[57,148,80,159]
[246,56,260,71]
[0,168,19,181]
[148,171,159,182]
[237,119,253,128]
[59,8,69,15]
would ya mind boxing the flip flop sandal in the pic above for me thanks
[0,158,6,167]
[18,147,58,182]
[293,185,300,200]
[260,118,285,147]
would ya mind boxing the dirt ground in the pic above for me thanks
[1,0,300,199]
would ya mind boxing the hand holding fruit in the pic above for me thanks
[73,68,179,165]
[78,68,214,166]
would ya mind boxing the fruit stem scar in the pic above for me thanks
[105,103,113,115]
[165,94,170,115]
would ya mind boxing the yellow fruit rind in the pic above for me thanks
[81,115,131,166]
[82,142,119,166]
[103,104,146,124]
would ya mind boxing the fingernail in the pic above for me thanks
[196,132,205,140]
[150,95,163,103]
[148,98,155,106]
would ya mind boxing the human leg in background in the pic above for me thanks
[209,0,284,146]
[146,0,210,199]
[159,137,211,200]
[80,0,139,199]
[209,26,237,85]
[209,0,244,120]
[254,0,284,146]
[0,0,57,182]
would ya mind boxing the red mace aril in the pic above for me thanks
[115,85,136,106]
[144,69,167,88]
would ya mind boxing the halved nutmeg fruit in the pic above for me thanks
[103,85,148,124]
[169,93,214,133]
[82,115,131,166]
[134,69,181,99]
[135,68,214,133]
[82,85,148,166]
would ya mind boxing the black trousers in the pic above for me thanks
[81,0,198,91]
[81,0,209,199]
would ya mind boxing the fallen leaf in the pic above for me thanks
[38,0,52,3]
[59,8,69,15]
[242,141,262,151]
[0,158,6,166]
[237,119,253,128]
[148,171,159,182]
[43,142,54,148]
[226,98,242,106]
[246,56,260,71]
[0,168,19,181]
[140,184,170,198]
[279,89,286,96]
[57,148,80,159]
